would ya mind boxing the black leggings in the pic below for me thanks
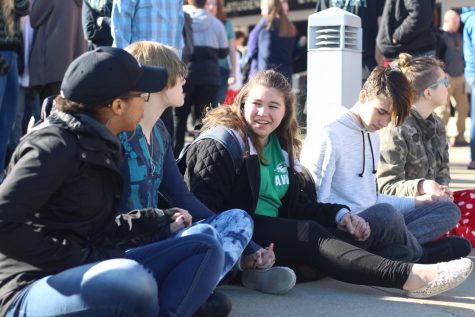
[252,215,412,288]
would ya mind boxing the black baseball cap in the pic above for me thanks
[60,47,168,107]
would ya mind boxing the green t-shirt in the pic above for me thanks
[255,134,290,217]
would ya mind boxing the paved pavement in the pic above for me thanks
[220,119,475,316]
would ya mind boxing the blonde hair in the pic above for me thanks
[395,52,445,96]
[2,0,15,39]
[125,41,188,90]
[202,69,302,171]
[261,0,297,37]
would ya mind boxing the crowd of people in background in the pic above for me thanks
[0,0,475,316]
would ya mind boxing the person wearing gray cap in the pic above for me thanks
[0,47,225,317]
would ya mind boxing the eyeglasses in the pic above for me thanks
[121,92,151,102]
[427,76,450,89]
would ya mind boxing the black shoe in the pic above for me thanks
[418,236,472,264]
[192,290,232,317]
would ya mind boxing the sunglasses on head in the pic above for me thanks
[427,76,449,89]
[420,76,449,96]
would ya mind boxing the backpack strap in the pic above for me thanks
[176,126,244,175]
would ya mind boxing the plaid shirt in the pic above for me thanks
[112,0,184,50]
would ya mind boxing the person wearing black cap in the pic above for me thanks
[0,47,225,317]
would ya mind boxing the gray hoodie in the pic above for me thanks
[301,110,414,214]
[185,7,228,85]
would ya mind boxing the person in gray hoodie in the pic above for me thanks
[301,66,470,264]
[174,0,229,156]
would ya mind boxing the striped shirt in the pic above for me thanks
[112,0,184,50]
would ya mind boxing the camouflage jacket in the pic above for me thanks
[377,108,450,196]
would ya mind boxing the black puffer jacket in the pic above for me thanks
[376,0,435,59]
[0,110,173,315]
[183,128,348,227]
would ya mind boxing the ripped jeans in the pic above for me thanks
[177,208,254,281]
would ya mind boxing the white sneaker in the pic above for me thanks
[406,257,473,299]
[241,266,296,295]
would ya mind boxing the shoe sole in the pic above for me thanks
[407,258,473,299]
[241,266,296,295]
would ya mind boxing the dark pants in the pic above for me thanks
[329,203,422,262]
[33,81,61,106]
[215,67,230,105]
[0,51,18,171]
[174,82,218,157]
[252,214,412,287]
[6,234,224,317]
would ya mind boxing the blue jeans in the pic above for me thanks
[467,77,475,161]
[0,51,19,170]
[6,234,224,317]
[9,86,40,151]
[215,67,230,105]
[402,201,460,244]
[177,209,253,280]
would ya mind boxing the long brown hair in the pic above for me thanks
[202,69,302,172]
[261,0,297,37]
[1,0,15,39]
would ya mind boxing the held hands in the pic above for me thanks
[416,180,453,207]
[338,213,371,241]
[240,243,276,270]
[168,207,192,233]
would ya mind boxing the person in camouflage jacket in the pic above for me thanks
[379,107,450,196]
[378,53,451,199]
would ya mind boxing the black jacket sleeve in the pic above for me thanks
[109,208,176,249]
[82,2,112,45]
[184,139,237,213]
[0,132,91,272]
[392,0,433,44]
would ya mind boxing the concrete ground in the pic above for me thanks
[220,118,475,316]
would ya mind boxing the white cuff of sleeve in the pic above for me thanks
[335,208,351,224]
